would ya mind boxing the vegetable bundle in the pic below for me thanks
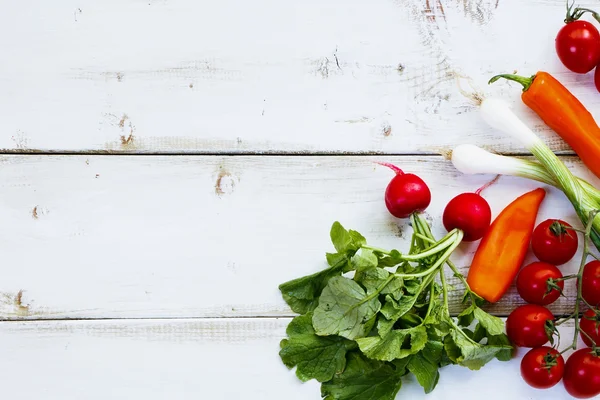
[278,214,513,399]
[449,63,600,396]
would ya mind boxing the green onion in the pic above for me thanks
[461,97,600,251]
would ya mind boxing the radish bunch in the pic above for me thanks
[379,162,493,242]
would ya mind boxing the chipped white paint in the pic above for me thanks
[0,0,598,153]
[0,154,594,320]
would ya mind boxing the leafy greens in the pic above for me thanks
[278,215,514,399]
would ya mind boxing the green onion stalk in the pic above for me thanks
[452,96,600,252]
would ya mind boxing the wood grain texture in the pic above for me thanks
[0,0,599,153]
[0,154,594,320]
[0,317,586,399]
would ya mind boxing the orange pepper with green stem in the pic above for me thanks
[489,72,600,180]
[467,187,546,303]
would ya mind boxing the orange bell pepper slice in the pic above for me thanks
[467,187,546,303]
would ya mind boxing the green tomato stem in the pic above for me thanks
[560,210,600,353]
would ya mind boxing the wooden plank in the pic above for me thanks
[0,154,594,319]
[0,317,585,399]
[0,0,598,153]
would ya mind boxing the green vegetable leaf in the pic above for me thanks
[351,248,378,272]
[313,276,381,340]
[380,293,418,322]
[279,266,346,315]
[404,279,421,295]
[472,323,487,343]
[321,353,403,400]
[330,222,365,253]
[349,230,367,248]
[279,245,355,314]
[361,269,403,299]
[376,317,395,338]
[473,307,504,336]
[447,328,513,371]
[407,353,440,394]
[356,325,428,361]
[376,249,403,268]
[443,333,462,364]
[279,313,357,383]
[422,340,444,365]
[326,252,350,269]
[330,222,354,253]
[457,305,476,327]
[487,333,515,362]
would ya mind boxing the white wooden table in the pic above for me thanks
[0,0,598,398]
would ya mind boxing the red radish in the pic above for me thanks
[442,176,497,242]
[378,162,431,219]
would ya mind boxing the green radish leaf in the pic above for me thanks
[351,249,379,272]
[381,293,418,320]
[443,334,462,364]
[376,249,403,268]
[312,276,381,340]
[279,246,353,314]
[356,325,428,361]
[404,279,422,295]
[279,313,357,383]
[408,353,440,394]
[360,268,403,299]
[457,305,476,327]
[448,328,513,371]
[349,229,367,249]
[487,333,515,362]
[473,307,505,336]
[321,353,404,400]
[330,222,354,253]
[330,222,365,253]
[279,265,347,315]
[422,340,444,365]
[472,323,487,343]
[376,317,395,338]
[326,252,350,269]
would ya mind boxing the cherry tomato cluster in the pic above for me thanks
[516,219,576,306]
[506,218,600,397]
[555,4,600,91]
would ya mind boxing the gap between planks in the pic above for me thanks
[0,311,582,323]
[0,150,578,157]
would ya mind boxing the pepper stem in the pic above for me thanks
[488,74,536,92]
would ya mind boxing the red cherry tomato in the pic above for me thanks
[580,309,600,347]
[556,20,600,74]
[521,346,564,389]
[563,348,600,398]
[531,219,579,265]
[595,65,600,93]
[516,262,564,305]
[506,304,554,348]
[582,261,600,307]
